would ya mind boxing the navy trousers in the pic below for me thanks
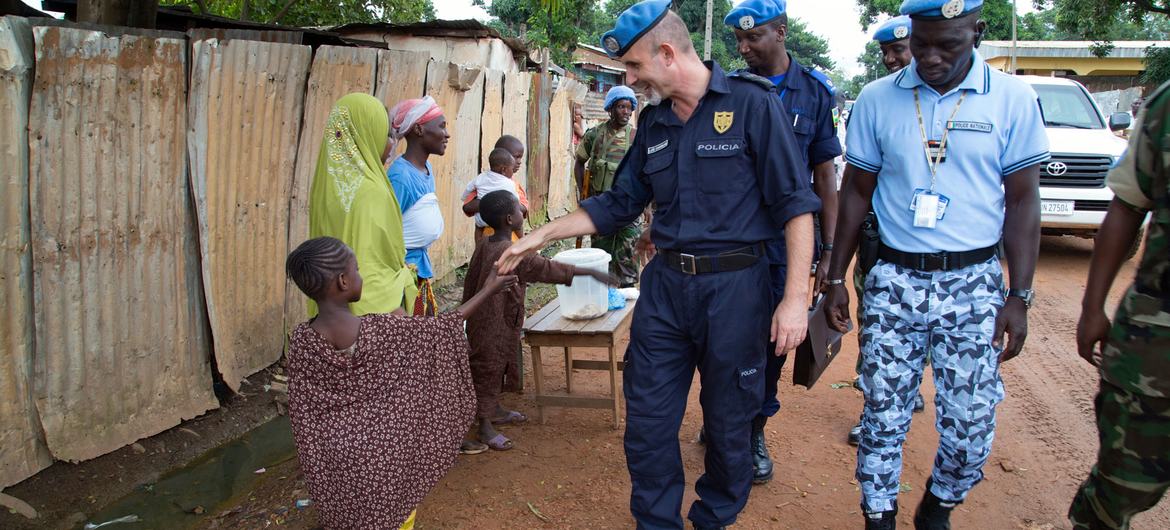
[759,262,788,419]
[624,257,771,529]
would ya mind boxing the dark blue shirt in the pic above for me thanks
[581,62,820,254]
[736,54,842,292]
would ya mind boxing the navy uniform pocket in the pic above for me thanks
[695,137,747,194]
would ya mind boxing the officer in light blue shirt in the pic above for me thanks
[823,0,1049,528]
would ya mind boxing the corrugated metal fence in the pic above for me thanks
[0,14,585,487]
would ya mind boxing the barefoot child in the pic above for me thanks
[461,148,527,242]
[284,236,516,529]
[462,191,615,451]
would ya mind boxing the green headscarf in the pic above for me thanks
[308,93,417,316]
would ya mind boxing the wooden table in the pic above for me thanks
[523,298,635,429]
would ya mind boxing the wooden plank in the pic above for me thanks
[31,25,218,461]
[479,69,504,172]
[373,49,428,160]
[534,393,615,410]
[572,359,625,371]
[524,333,611,349]
[285,46,378,329]
[188,38,311,391]
[0,15,51,487]
[580,301,636,334]
[523,298,560,330]
[422,61,484,279]
[502,71,530,190]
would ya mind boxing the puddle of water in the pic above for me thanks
[83,416,296,529]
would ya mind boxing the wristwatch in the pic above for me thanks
[1006,288,1034,309]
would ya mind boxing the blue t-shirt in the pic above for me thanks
[387,157,439,279]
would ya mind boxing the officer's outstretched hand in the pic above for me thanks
[825,283,853,334]
[993,297,1029,363]
[496,233,546,275]
[1075,307,1109,367]
[771,298,808,355]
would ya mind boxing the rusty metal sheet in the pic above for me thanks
[188,38,311,390]
[284,46,378,329]
[527,71,552,222]
[0,15,51,488]
[480,69,503,173]
[373,49,429,160]
[502,71,530,191]
[28,25,218,462]
[546,78,586,220]
[423,61,483,280]
[187,28,303,45]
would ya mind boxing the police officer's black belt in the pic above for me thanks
[661,243,765,275]
[878,243,997,272]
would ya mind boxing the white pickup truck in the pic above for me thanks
[1020,75,1132,240]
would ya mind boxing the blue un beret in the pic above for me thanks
[600,0,672,59]
[900,0,984,20]
[873,15,912,44]
[723,0,787,31]
[604,86,638,111]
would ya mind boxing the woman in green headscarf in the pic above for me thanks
[308,93,417,316]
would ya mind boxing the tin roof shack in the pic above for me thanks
[570,43,627,122]
[332,19,528,73]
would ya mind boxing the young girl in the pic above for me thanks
[285,237,515,529]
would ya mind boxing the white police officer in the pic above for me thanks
[497,1,820,528]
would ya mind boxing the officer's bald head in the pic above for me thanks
[642,10,695,56]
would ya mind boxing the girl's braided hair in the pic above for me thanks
[286,237,352,299]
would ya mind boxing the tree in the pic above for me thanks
[854,0,1015,39]
[787,17,835,71]
[477,0,606,67]
[158,0,434,26]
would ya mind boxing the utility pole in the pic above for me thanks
[1010,0,1018,74]
[704,0,713,60]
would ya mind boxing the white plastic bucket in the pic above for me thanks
[551,248,611,320]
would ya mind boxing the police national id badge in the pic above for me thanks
[909,188,949,229]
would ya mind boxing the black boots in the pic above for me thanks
[750,416,773,484]
[864,504,898,530]
[913,482,958,530]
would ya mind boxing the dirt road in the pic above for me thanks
[198,235,1167,529]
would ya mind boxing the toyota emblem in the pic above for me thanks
[1046,161,1068,176]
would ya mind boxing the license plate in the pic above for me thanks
[1041,200,1074,216]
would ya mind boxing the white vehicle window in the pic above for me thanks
[1034,84,1104,130]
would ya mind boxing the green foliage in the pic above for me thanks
[476,0,607,67]
[160,0,433,25]
[840,40,884,99]
[854,0,1015,39]
[1020,4,1170,40]
[786,17,835,71]
[1143,46,1170,85]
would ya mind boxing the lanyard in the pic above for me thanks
[914,88,966,192]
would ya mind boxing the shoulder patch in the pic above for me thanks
[805,67,835,95]
[728,70,776,92]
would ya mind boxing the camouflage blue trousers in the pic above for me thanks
[856,258,1006,513]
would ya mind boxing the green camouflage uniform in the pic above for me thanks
[577,121,642,286]
[1069,82,1170,530]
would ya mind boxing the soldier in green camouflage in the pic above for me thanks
[1070,81,1170,530]
[575,85,644,287]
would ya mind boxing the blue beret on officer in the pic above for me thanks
[900,0,984,19]
[600,0,672,59]
[723,0,786,31]
[604,85,638,111]
[873,15,912,44]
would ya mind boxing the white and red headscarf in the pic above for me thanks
[386,96,444,157]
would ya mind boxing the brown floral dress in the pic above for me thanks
[286,312,475,529]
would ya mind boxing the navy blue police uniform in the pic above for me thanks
[592,2,821,527]
[724,0,843,437]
